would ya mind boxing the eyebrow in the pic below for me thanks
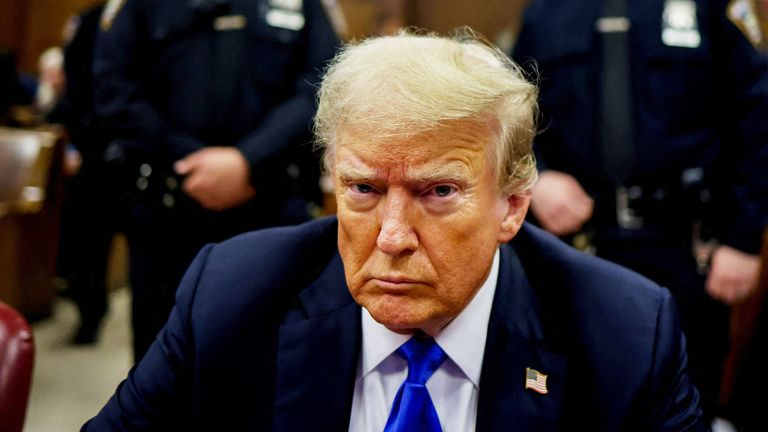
[335,162,377,181]
[404,162,472,184]
[335,160,473,184]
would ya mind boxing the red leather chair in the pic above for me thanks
[0,301,35,432]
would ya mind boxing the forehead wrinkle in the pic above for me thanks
[334,120,492,182]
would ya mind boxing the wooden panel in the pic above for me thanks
[338,0,377,39]
[719,227,768,404]
[0,128,63,320]
[0,207,62,320]
[409,0,531,43]
[0,0,28,56]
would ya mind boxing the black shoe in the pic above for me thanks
[72,323,100,345]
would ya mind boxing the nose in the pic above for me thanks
[377,190,418,255]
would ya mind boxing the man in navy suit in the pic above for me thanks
[84,31,705,431]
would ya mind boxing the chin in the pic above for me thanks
[366,303,420,331]
[366,300,447,336]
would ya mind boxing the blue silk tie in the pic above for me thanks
[384,337,447,432]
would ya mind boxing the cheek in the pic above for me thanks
[421,225,491,280]
[338,203,379,243]
[337,208,379,281]
[434,243,495,314]
[418,207,500,302]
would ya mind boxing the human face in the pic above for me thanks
[333,120,530,336]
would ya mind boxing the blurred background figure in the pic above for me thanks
[512,0,768,424]
[0,46,63,127]
[52,1,125,346]
[93,0,340,362]
[33,46,65,118]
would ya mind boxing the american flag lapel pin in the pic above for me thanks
[525,367,548,394]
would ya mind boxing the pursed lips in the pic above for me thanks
[370,275,426,292]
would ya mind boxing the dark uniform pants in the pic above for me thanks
[58,162,126,337]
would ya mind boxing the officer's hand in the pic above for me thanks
[706,245,761,305]
[174,147,257,211]
[530,170,594,236]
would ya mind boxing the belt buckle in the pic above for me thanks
[616,185,644,229]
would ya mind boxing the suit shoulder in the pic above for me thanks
[181,217,338,315]
[202,216,338,280]
[512,223,672,353]
[515,223,668,302]
[510,225,695,428]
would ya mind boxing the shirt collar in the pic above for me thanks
[359,248,500,388]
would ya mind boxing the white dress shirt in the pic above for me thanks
[348,249,500,432]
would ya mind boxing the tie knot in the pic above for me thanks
[397,337,446,385]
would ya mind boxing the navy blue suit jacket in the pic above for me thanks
[84,217,705,431]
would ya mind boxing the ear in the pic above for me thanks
[497,192,531,243]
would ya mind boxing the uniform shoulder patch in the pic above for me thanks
[728,0,764,47]
[101,0,127,31]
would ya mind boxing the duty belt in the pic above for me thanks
[133,162,185,210]
[594,185,704,231]
[615,185,645,230]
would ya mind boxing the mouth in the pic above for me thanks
[371,276,424,292]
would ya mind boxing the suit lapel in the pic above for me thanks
[272,253,361,431]
[271,227,572,430]
[477,244,568,431]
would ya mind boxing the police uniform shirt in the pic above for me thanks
[512,0,768,253]
[95,0,339,187]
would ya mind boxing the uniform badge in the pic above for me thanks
[266,9,305,31]
[661,0,701,48]
[727,0,764,47]
[214,15,247,31]
[270,0,303,12]
[267,0,305,31]
[101,0,127,31]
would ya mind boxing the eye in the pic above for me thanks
[350,183,377,194]
[422,184,459,201]
[343,181,380,211]
[420,183,460,210]
[433,185,455,197]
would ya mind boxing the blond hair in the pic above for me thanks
[314,29,539,195]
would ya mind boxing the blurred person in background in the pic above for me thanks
[34,47,66,118]
[52,1,124,345]
[3,46,66,126]
[512,0,768,422]
[94,0,339,362]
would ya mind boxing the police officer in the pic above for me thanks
[512,0,768,421]
[94,0,339,362]
[53,1,122,345]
